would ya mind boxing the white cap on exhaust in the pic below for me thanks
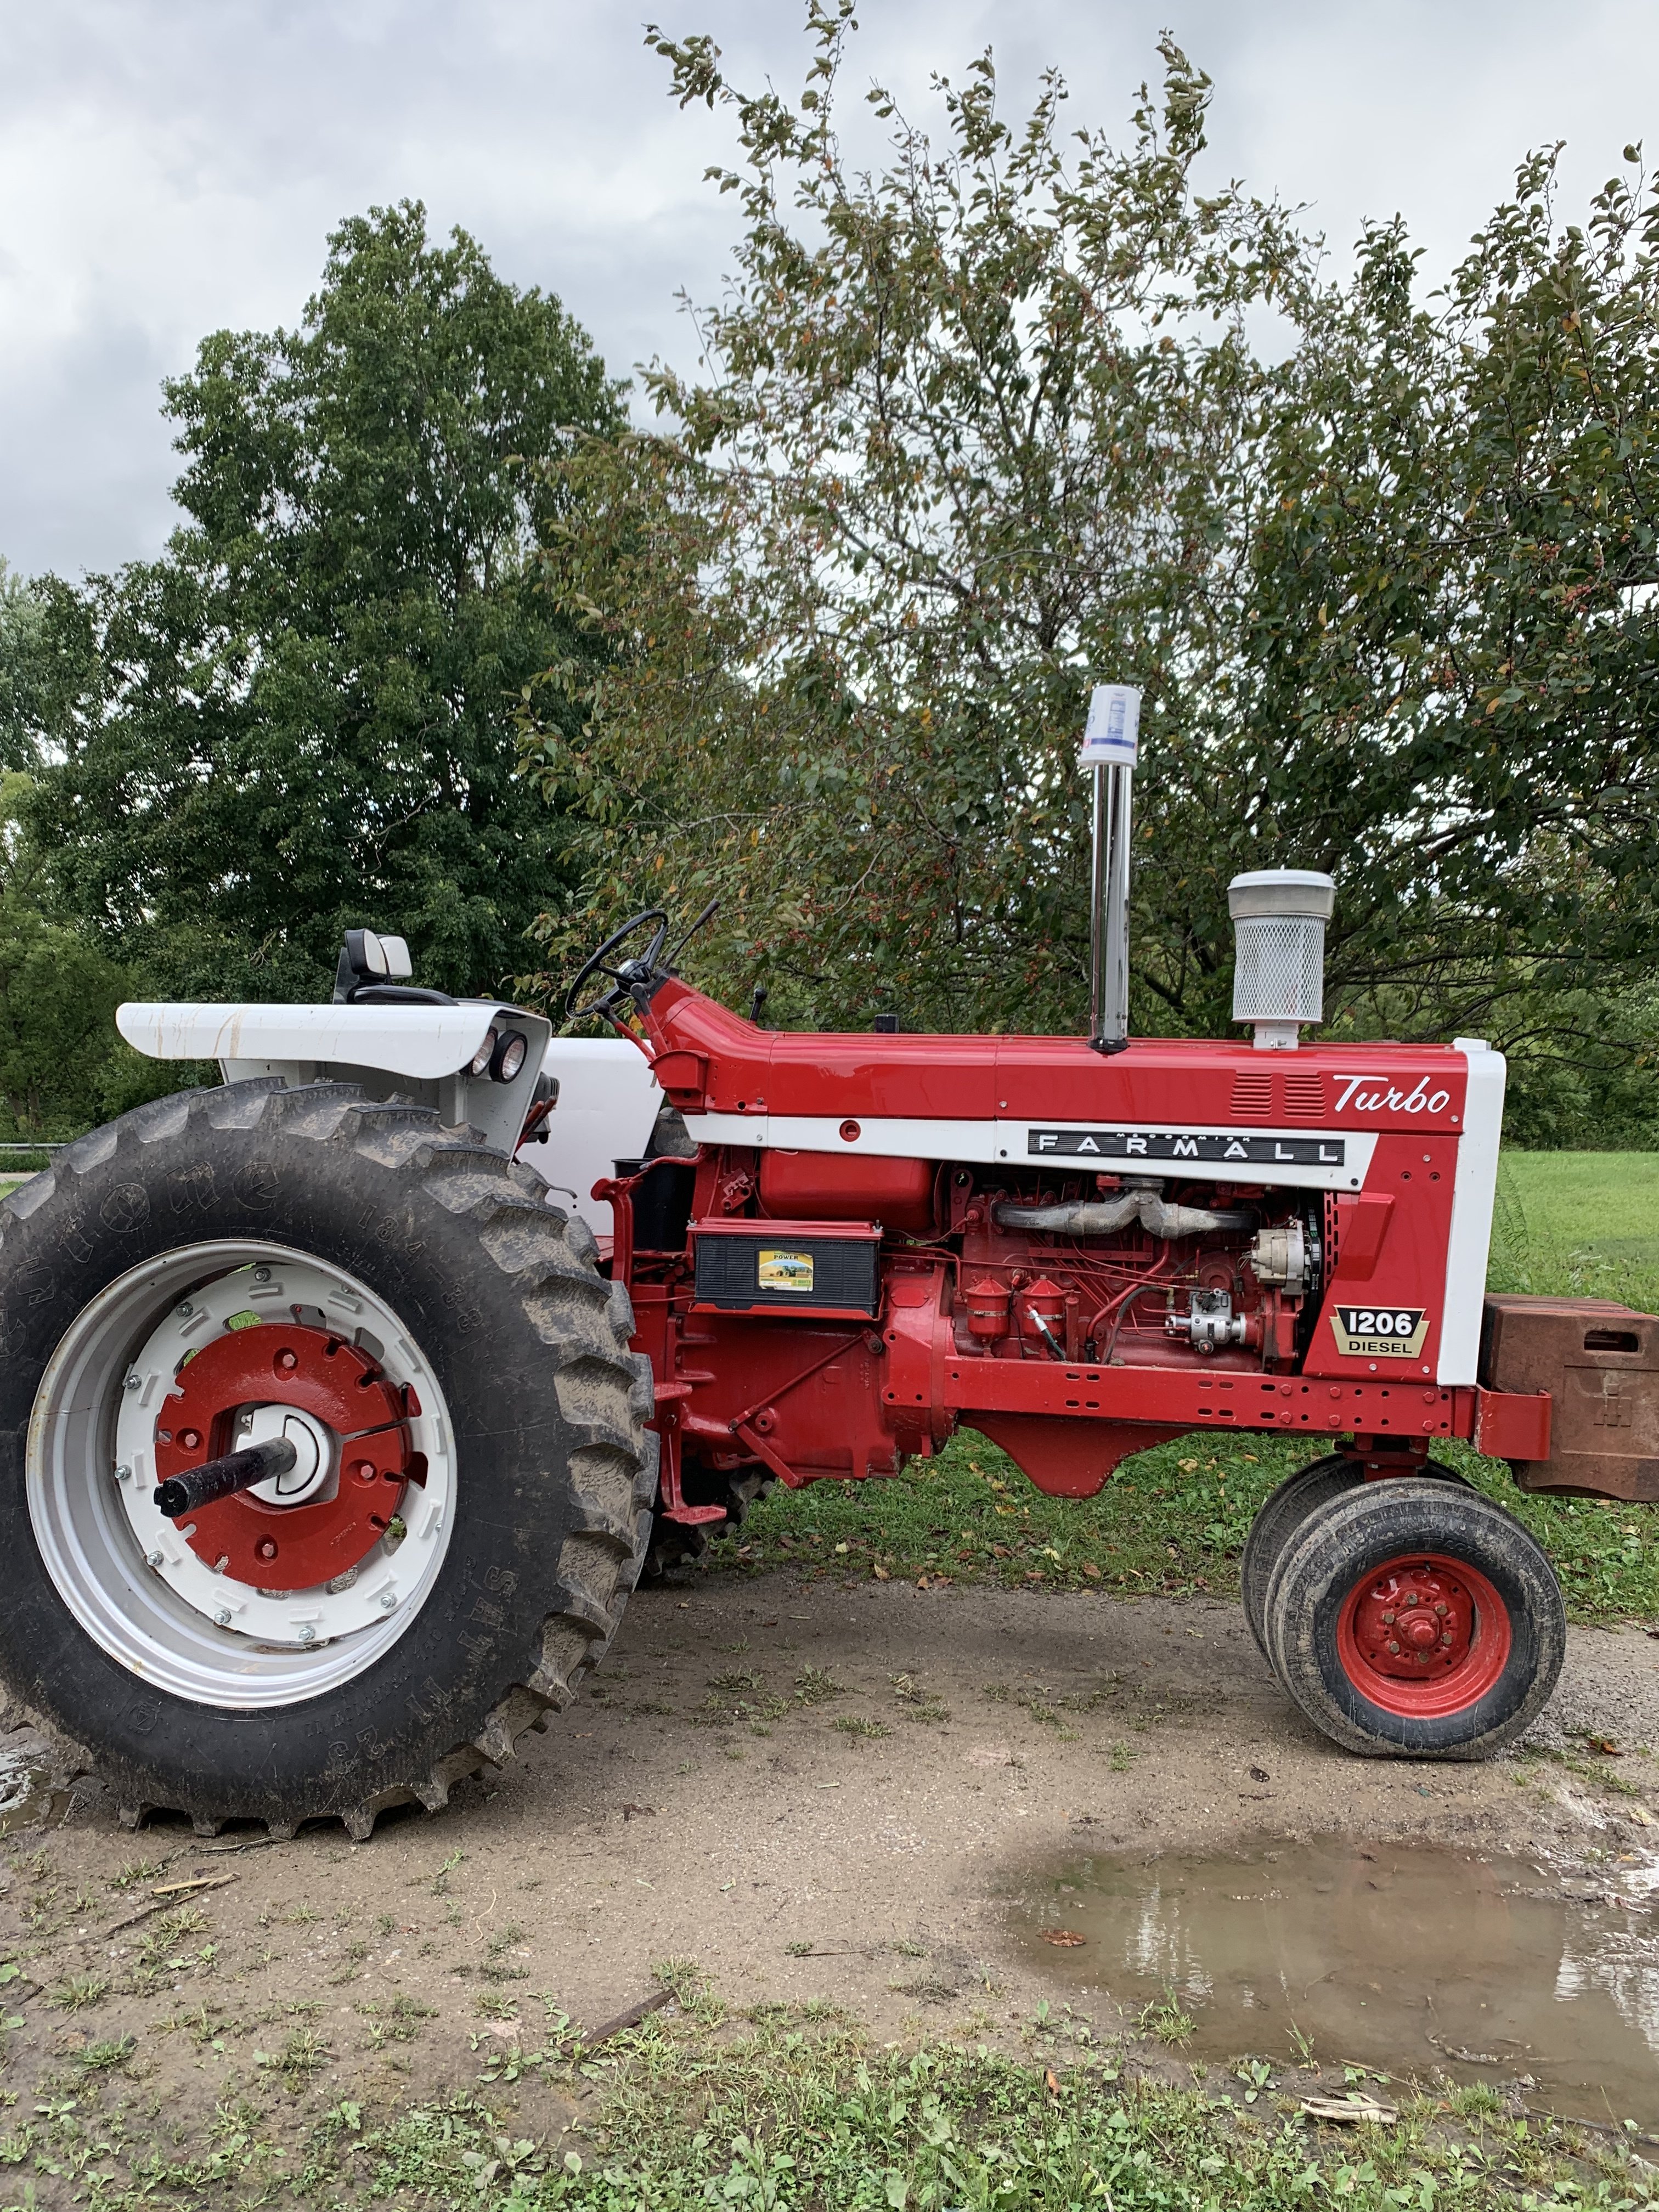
[1228,870,1335,1052]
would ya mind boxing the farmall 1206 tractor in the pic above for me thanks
[0,689,1652,1837]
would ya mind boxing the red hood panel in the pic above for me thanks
[644,979,1469,1132]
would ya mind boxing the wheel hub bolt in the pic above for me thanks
[298,1625,316,1644]
[1404,1593,1419,1607]
[256,1537,278,1562]
[146,1548,163,1568]
[254,1267,272,1283]
[379,1590,397,1611]
[215,1607,232,1627]
[1381,1610,1395,1625]
[1387,1639,1400,1654]
[177,1301,193,1317]
[1435,1602,1448,1617]
[114,1464,131,1483]
[123,1374,141,1393]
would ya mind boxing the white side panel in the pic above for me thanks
[119,1001,499,1082]
[1438,1041,1506,1386]
[683,1112,1376,1193]
[534,1038,663,1238]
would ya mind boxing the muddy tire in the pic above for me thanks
[1262,1476,1565,1759]
[0,1080,656,1837]
[1240,1455,1469,1656]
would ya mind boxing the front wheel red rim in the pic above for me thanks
[1335,1551,1511,1718]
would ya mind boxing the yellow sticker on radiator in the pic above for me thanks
[758,1249,814,1293]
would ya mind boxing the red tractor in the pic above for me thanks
[0,719,1651,1836]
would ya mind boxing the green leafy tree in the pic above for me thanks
[527,8,1659,1139]
[29,202,624,1000]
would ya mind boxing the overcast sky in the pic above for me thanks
[2,0,1652,580]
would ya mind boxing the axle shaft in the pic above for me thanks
[153,1437,298,1519]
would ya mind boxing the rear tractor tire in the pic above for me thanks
[1261,1476,1565,1759]
[0,1080,656,1838]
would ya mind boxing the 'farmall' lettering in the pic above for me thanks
[1028,1129,1345,1165]
[1331,1074,1453,1117]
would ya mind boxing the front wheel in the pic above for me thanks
[1262,1477,1565,1758]
[1240,1455,1470,1656]
[0,1081,656,1836]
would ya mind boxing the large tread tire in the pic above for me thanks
[1240,1455,1469,1657]
[1262,1476,1565,1759]
[0,1080,656,1838]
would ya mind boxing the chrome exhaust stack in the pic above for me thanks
[1082,685,1141,1054]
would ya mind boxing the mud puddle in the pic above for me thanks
[1015,1836,1659,2126]
[0,1738,65,1836]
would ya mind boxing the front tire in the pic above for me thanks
[1240,1455,1469,1656]
[0,1081,656,1836]
[1262,1477,1565,1758]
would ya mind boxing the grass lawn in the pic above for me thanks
[715,1150,1659,1623]
[293,1980,1649,2212]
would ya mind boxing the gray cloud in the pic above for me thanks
[1,0,1652,577]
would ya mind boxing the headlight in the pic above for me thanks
[469,1029,499,1079]
[490,1029,528,1084]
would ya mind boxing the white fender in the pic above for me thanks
[117,1003,664,1240]
[533,1037,664,1238]
[117,1002,501,1082]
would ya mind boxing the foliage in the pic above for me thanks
[527,7,1659,1120]
[24,202,624,1003]
[320,2010,1650,2211]
[0,561,47,773]
[0,774,174,1139]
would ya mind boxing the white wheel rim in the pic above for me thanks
[27,1240,456,1710]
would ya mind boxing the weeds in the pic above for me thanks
[830,1716,891,1742]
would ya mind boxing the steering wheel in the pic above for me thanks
[565,909,671,1024]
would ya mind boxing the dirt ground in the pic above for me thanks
[4,1575,1658,2170]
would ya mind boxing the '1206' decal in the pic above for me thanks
[1330,1305,1429,1359]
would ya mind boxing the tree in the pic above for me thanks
[525,7,1659,1140]
[28,202,624,1001]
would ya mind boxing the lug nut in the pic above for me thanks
[254,1267,272,1283]
[1387,1640,1400,1654]
[215,1607,232,1627]
[145,1548,163,1567]
[298,1624,316,1645]
[123,1374,142,1393]
[114,1464,131,1483]
[1404,1593,1419,1608]
[1434,1602,1448,1617]
[176,1300,193,1317]
[256,1537,278,1561]
[379,1590,397,1611]
[1381,1610,1395,1625]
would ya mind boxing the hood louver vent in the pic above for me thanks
[1282,1072,1327,1122]
[1229,1070,1274,1120]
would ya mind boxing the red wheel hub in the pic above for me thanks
[1335,1552,1511,1718]
[154,1323,413,1593]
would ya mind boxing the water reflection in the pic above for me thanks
[1015,1837,1659,2125]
